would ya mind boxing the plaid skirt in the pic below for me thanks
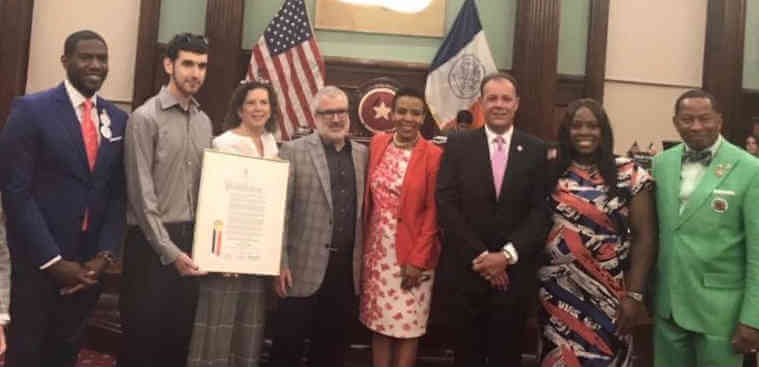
[187,275,267,367]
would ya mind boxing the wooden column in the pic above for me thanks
[703,0,747,142]
[511,0,561,140]
[0,0,34,128]
[131,0,163,110]
[198,0,244,134]
[584,0,610,102]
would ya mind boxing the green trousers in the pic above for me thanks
[653,315,744,367]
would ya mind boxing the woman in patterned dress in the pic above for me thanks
[187,81,280,367]
[538,98,657,366]
[359,88,443,367]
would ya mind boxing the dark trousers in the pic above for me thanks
[449,273,530,367]
[118,223,199,367]
[5,260,102,367]
[269,253,357,367]
[745,353,757,367]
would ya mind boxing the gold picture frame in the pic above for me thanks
[314,0,446,38]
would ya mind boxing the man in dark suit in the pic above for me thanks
[0,30,127,367]
[436,72,550,366]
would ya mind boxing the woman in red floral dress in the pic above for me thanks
[359,88,443,367]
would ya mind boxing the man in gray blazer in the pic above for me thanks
[270,86,367,367]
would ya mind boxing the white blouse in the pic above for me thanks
[212,130,279,158]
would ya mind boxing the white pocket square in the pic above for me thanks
[108,136,123,142]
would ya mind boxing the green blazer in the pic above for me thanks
[652,139,759,336]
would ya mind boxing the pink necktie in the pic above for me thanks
[492,136,508,199]
[81,99,99,230]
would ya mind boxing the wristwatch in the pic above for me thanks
[625,291,644,303]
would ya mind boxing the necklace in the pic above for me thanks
[392,133,419,149]
[571,160,597,171]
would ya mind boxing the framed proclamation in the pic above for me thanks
[192,149,290,275]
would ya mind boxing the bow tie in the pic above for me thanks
[682,149,712,165]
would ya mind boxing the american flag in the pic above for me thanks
[248,0,326,141]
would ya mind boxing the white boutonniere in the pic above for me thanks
[99,110,112,138]
[99,110,122,142]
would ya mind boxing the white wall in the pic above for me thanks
[604,0,708,154]
[25,0,141,104]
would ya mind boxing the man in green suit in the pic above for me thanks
[652,89,759,366]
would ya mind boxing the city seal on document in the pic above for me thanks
[448,54,485,99]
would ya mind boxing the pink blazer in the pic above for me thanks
[363,133,442,270]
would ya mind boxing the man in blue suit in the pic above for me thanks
[0,30,127,367]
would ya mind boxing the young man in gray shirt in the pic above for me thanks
[119,33,212,367]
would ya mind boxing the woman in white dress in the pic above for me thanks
[187,81,280,367]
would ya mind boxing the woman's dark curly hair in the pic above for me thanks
[552,98,624,200]
[223,81,280,133]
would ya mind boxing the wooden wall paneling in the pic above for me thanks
[554,74,585,106]
[238,51,588,141]
[553,74,585,132]
[323,56,434,138]
[239,52,437,138]
[199,0,244,134]
[743,90,759,123]
[585,0,610,102]
[512,0,561,141]
[154,44,170,93]
[323,56,429,88]
[131,0,162,110]
[0,0,34,128]
[703,0,747,142]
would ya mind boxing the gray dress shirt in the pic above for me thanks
[125,87,213,265]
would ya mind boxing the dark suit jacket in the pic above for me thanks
[0,83,128,268]
[364,133,443,270]
[436,127,550,292]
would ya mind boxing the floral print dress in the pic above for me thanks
[359,143,434,339]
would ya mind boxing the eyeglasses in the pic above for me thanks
[315,109,349,118]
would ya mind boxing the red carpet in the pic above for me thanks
[0,349,116,366]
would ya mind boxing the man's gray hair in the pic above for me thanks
[311,86,349,115]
